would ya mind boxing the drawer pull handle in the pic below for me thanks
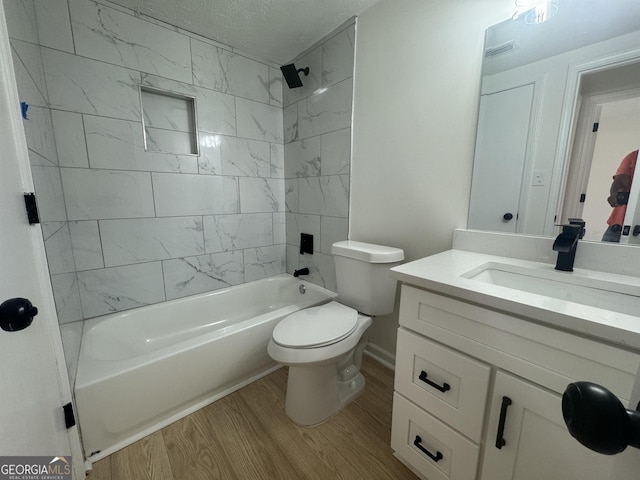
[418,370,451,393]
[495,396,512,449]
[414,435,443,462]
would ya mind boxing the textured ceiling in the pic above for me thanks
[108,0,382,64]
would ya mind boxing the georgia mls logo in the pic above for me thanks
[0,456,72,480]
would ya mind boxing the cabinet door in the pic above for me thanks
[480,371,614,480]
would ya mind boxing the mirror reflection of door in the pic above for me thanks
[561,59,640,243]
[621,147,640,245]
[563,93,640,242]
[587,98,639,244]
[468,83,534,233]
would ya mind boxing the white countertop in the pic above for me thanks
[390,249,640,352]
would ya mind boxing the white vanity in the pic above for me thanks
[388,230,640,480]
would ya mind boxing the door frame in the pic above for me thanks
[0,0,84,476]
[552,48,640,235]
[561,87,640,225]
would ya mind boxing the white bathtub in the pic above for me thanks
[75,274,336,460]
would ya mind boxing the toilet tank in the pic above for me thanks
[331,240,404,316]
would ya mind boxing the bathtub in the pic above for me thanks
[74,274,336,460]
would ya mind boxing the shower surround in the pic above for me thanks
[283,24,354,292]
[5,0,354,375]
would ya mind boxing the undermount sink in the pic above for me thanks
[463,262,640,317]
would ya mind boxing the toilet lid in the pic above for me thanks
[272,302,358,348]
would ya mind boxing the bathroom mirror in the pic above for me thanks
[469,0,640,245]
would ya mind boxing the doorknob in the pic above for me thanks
[0,298,38,332]
[562,381,640,455]
[503,213,514,221]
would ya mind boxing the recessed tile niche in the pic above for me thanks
[140,86,198,155]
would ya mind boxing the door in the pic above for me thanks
[565,92,640,243]
[622,170,640,244]
[468,84,534,233]
[620,143,640,245]
[560,75,640,243]
[0,1,82,477]
[480,371,614,480]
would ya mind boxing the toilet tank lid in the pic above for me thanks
[331,240,404,263]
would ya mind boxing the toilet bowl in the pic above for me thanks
[268,240,404,426]
[268,302,372,425]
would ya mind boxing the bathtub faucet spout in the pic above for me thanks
[294,267,310,277]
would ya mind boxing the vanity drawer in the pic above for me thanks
[397,284,639,401]
[391,392,479,480]
[395,327,490,442]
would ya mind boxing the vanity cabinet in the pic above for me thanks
[391,284,638,480]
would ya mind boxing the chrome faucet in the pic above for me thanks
[552,220,585,272]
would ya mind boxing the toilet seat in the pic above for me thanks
[272,302,358,348]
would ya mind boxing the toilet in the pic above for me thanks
[268,240,404,426]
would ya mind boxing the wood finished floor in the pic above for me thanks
[85,356,418,479]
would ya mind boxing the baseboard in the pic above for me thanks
[364,342,395,370]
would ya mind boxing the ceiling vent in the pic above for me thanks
[485,40,516,58]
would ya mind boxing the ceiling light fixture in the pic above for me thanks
[513,0,558,24]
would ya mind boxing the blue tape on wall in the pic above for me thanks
[21,101,28,120]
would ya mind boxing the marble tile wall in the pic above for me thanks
[5,0,354,334]
[283,23,355,292]
[6,0,287,324]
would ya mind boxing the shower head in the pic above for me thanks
[280,63,309,89]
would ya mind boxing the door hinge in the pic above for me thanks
[580,193,586,203]
[592,122,599,132]
[24,192,40,224]
[63,402,76,429]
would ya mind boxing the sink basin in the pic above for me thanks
[463,262,640,317]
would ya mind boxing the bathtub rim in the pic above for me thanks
[76,274,337,388]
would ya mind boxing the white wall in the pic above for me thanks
[351,0,513,354]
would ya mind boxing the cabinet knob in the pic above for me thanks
[562,381,640,455]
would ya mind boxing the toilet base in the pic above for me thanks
[285,364,366,426]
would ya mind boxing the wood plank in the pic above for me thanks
[352,358,395,443]
[239,377,361,480]
[322,407,416,479]
[162,410,237,480]
[362,354,396,393]
[351,389,393,444]
[85,457,111,480]
[198,389,307,480]
[110,431,174,480]
[85,356,416,480]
